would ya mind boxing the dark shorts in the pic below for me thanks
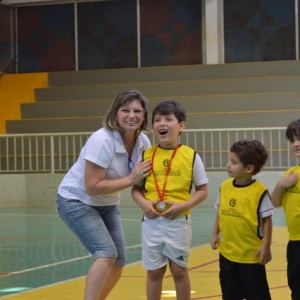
[287,240,300,300]
[219,254,271,300]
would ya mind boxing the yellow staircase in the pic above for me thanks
[0,73,48,133]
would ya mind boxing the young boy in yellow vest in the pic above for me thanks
[272,118,300,300]
[211,140,273,300]
[132,99,209,300]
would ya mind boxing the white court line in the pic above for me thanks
[0,260,144,299]
[0,244,141,278]
[0,214,58,217]
[0,214,142,222]
[0,211,142,278]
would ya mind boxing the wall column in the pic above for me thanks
[204,0,224,64]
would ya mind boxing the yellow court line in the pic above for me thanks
[1,227,290,300]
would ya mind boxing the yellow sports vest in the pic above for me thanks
[143,144,195,215]
[218,178,269,263]
[282,166,300,241]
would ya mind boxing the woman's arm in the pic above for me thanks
[85,160,152,196]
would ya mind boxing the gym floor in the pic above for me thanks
[0,206,290,299]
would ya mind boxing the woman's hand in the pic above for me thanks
[129,160,152,185]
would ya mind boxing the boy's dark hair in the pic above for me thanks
[151,99,186,124]
[286,118,300,142]
[230,140,268,175]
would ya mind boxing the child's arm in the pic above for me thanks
[131,185,160,219]
[160,183,208,219]
[255,215,272,265]
[211,214,220,250]
[271,172,298,207]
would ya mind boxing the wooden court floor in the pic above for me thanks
[0,208,291,300]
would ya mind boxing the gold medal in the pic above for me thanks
[155,201,169,212]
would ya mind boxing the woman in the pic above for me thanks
[57,90,152,300]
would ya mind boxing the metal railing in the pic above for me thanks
[0,128,297,174]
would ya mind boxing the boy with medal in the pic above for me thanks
[132,100,209,300]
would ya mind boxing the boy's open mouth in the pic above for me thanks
[159,129,168,136]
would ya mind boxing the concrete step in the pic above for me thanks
[0,105,21,119]
[0,91,35,100]
[0,81,45,90]
[6,116,103,133]
[21,92,298,119]
[0,72,48,87]
[6,110,300,134]
[34,76,300,102]
[0,72,48,134]
[21,99,113,119]
[48,60,300,87]
[0,121,5,134]
[5,61,300,134]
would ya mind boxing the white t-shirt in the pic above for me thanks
[214,190,274,218]
[192,153,209,187]
[58,128,151,206]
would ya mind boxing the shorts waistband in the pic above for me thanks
[142,215,189,221]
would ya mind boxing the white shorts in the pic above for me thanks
[141,215,192,270]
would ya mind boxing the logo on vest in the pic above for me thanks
[229,198,236,207]
[287,186,300,194]
[163,159,170,167]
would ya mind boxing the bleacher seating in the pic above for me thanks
[2,61,300,134]
[0,73,48,133]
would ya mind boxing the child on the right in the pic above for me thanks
[211,139,273,300]
[271,118,300,300]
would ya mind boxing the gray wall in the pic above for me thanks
[0,172,284,208]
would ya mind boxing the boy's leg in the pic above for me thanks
[169,260,191,300]
[219,254,244,300]
[238,262,271,300]
[287,240,300,300]
[147,266,166,300]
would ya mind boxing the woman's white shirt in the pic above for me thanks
[58,128,151,206]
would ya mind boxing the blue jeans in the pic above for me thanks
[56,194,126,266]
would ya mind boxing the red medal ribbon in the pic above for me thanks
[151,144,179,201]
